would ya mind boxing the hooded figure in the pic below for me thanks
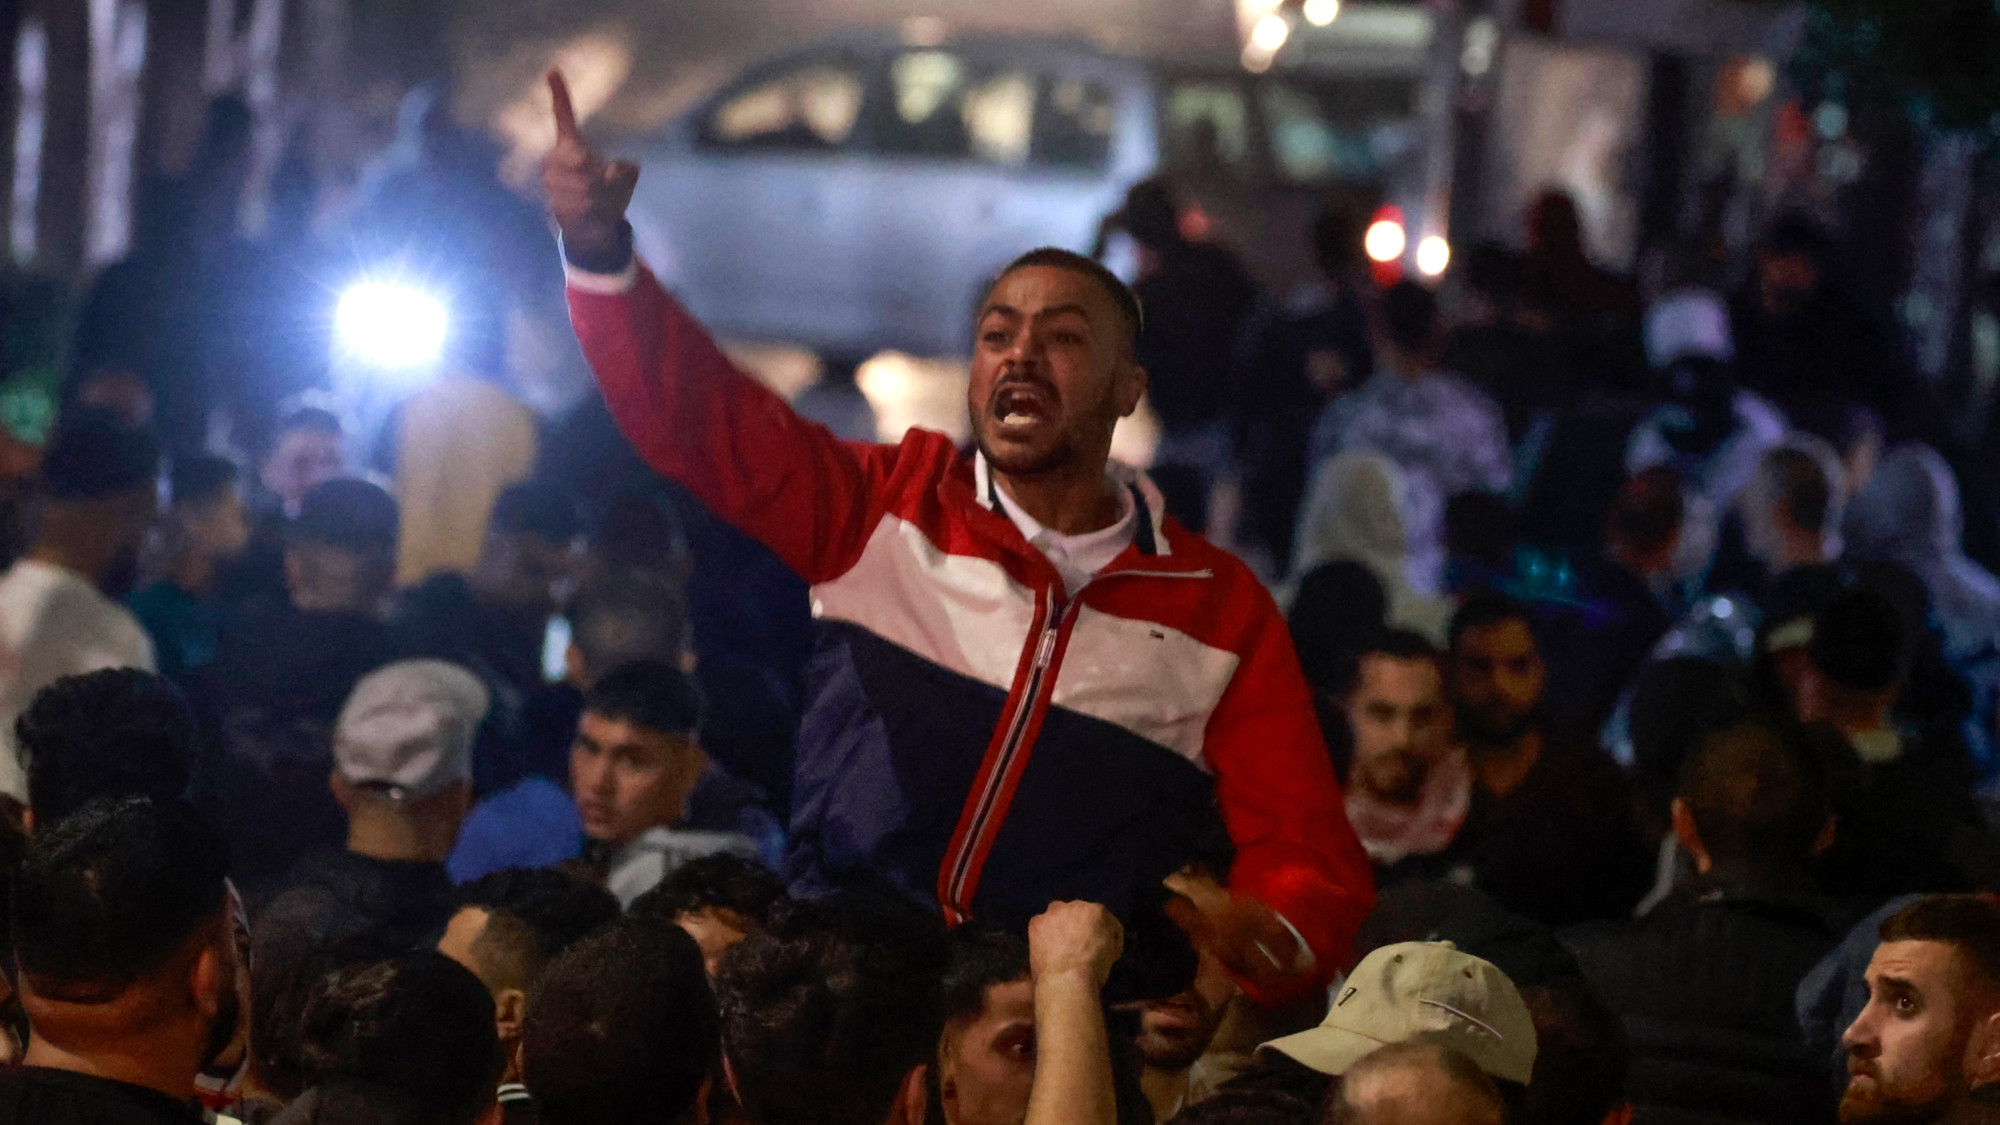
[1293,451,1452,644]
[1845,445,2000,664]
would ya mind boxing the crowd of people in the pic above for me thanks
[0,63,1993,1125]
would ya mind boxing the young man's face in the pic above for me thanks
[1344,654,1450,804]
[569,712,706,847]
[1842,940,1997,1124]
[1449,619,1546,745]
[967,265,1144,481]
[939,978,1037,1125]
[263,428,345,509]
[186,485,253,564]
[1134,947,1236,1074]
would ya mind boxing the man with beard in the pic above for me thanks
[1133,876,1241,1122]
[1444,596,1652,926]
[0,408,159,802]
[0,796,240,1124]
[1840,895,2000,1125]
[1334,631,1469,874]
[542,71,1372,1003]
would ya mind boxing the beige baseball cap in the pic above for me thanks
[1258,941,1538,1085]
[333,660,489,801]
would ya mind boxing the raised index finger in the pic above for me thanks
[548,69,580,141]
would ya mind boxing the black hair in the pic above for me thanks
[629,853,786,929]
[523,917,719,1125]
[1627,657,1747,823]
[1380,281,1438,354]
[297,951,504,1125]
[990,246,1144,344]
[289,477,399,556]
[1288,560,1389,693]
[457,867,622,993]
[583,660,701,737]
[1448,593,1534,654]
[1333,629,1443,702]
[1676,717,1829,880]
[1880,895,2000,993]
[1606,467,1685,557]
[1808,588,1906,693]
[169,455,241,509]
[19,669,198,824]
[490,480,585,546]
[39,406,159,501]
[715,892,947,1125]
[567,571,688,681]
[252,936,389,1101]
[940,926,1030,1025]
[1516,978,1628,1125]
[1120,178,1185,252]
[276,405,344,441]
[1760,447,1833,534]
[13,796,228,1002]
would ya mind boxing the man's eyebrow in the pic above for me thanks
[978,303,1095,323]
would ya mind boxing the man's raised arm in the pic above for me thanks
[543,70,886,585]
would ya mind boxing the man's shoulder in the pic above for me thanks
[0,1067,202,1124]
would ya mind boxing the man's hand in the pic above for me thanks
[542,69,640,271]
[1029,900,1124,990]
[1163,872,1312,997]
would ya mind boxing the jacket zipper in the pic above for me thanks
[941,566,1214,918]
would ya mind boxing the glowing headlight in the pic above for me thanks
[1364,219,1407,264]
[336,283,448,368]
[1416,236,1452,277]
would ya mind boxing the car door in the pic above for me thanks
[628,48,877,352]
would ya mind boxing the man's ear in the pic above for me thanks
[191,927,228,1019]
[1814,816,1838,856]
[1670,798,1712,875]
[1968,1009,2000,1087]
[329,770,355,812]
[494,987,528,1046]
[891,1064,928,1125]
[1116,362,1149,419]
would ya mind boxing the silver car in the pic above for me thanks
[626,28,1422,360]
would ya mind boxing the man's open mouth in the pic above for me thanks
[994,382,1056,430]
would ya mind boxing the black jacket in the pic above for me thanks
[1566,882,1839,1125]
[0,1067,204,1125]
[252,851,456,1014]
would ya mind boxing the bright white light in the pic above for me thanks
[1251,13,1291,52]
[1240,42,1276,73]
[337,283,448,368]
[1304,0,1341,27]
[1416,235,1451,276]
[1364,219,1406,264]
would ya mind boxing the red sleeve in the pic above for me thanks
[1205,595,1376,1003]
[567,265,892,584]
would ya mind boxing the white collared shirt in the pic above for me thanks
[986,461,1137,598]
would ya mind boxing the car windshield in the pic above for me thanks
[1256,75,1417,184]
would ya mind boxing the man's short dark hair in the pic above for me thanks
[39,406,159,501]
[1808,588,1906,693]
[716,893,947,1125]
[568,571,688,680]
[524,917,719,1125]
[490,481,585,546]
[457,868,622,993]
[1334,630,1441,700]
[19,669,199,824]
[584,660,700,737]
[1288,561,1389,692]
[1761,447,1833,534]
[289,477,399,557]
[169,455,241,510]
[1879,895,2000,994]
[1381,281,1438,354]
[1168,1087,1315,1124]
[1516,979,1628,1125]
[988,247,1143,346]
[1448,594,1534,654]
[630,854,786,928]
[296,951,504,1125]
[1677,718,1829,879]
[941,926,1029,1025]
[13,796,228,1003]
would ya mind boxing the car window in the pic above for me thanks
[704,57,867,152]
[1034,77,1116,170]
[876,50,1041,166]
[1257,78,1415,183]
[1162,80,1254,177]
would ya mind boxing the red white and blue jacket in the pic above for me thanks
[569,262,1375,988]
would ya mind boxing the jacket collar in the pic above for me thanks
[971,451,1170,558]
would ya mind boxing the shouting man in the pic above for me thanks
[541,71,1371,1001]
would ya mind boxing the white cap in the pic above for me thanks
[333,660,488,801]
